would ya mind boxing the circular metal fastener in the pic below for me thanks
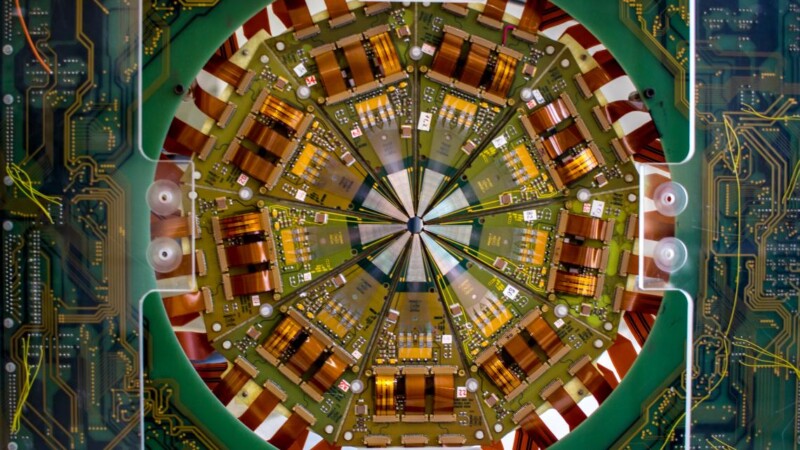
[653,237,688,273]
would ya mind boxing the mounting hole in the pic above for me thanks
[259,304,274,318]
[351,379,365,394]
[147,237,183,273]
[653,181,688,217]
[643,88,656,99]
[173,84,186,95]
[147,180,182,216]
[653,237,688,273]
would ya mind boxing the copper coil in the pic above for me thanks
[155,157,185,183]
[230,146,280,185]
[574,361,613,404]
[211,364,251,405]
[205,53,249,87]
[283,0,315,30]
[323,0,350,19]
[404,373,427,414]
[193,362,228,391]
[528,97,572,133]
[459,42,490,88]
[162,291,206,326]
[217,34,240,59]
[580,50,625,93]
[433,373,455,414]
[487,53,517,97]
[342,40,374,87]
[155,253,193,280]
[263,317,304,358]
[517,0,546,33]
[243,120,293,159]
[164,118,213,157]
[374,374,396,415]
[229,269,274,297]
[268,411,312,450]
[541,3,570,29]
[618,121,661,159]
[607,334,637,378]
[558,241,602,269]
[369,32,402,76]
[542,122,588,160]
[225,241,271,267]
[193,84,230,122]
[175,331,214,361]
[543,384,586,430]
[286,335,327,376]
[632,138,666,163]
[642,211,675,241]
[563,24,600,49]
[602,100,647,124]
[482,0,508,21]
[525,316,563,359]
[624,312,655,347]
[557,147,599,185]
[624,253,669,281]
[618,290,663,315]
[310,353,348,393]
[562,213,610,241]
[503,334,542,376]
[481,353,521,395]
[314,50,348,97]
[219,211,266,238]
[151,215,193,238]
[514,411,558,449]
[431,32,464,78]
[239,387,282,430]
[260,95,304,131]
[552,270,597,297]
[643,172,671,198]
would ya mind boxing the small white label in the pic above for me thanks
[295,190,307,201]
[293,63,308,77]
[418,111,433,131]
[352,349,363,360]
[351,126,362,138]
[456,386,468,398]
[554,318,565,329]
[526,99,538,109]
[303,272,312,282]
[582,202,592,214]
[523,210,537,222]
[338,379,351,392]
[421,43,437,56]
[237,174,249,186]
[533,89,546,104]
[251,295,261,306]
[590,200,605,218]
[305,75,317,86]
[442,334,453,345]
[492,135,508,149]
[503,285,519,300]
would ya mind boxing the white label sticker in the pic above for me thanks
[442,334,453,345]
[305,75,318,86]
[456,386,468,398]
[338,379,351,392]
[492,135,508,149]
[503,284,519,300]
[251,295,261,307]
[554,318,565,329]
[303,272,312,282]
[351,126,363,138]
[293,63,308,77]
[237,174,249,186]
[590,200,605,218]
[526,99,538,109]
[582,202,592,214]
[523,210,537,221]
[352,349,363,360]
[421,43,437,56]
[295,190,307,201]
[533,89,546,104]
[418,111,433,131]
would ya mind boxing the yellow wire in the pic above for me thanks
[741,103,800,122]
[11,335,43,433]
[6,163,62,224]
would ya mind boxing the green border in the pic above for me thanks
[140,2,691,448]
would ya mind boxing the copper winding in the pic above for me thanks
[602,100,647,124]
[229,269,274,297]
[163,292,205,326]
[618,290,663,315]
[374,374,396,415]
[260,95,304,132]
[607,334,637,378]
[528,97,573,133]
[543,383,586,430]
[517,0,546,33]
[263,317,304,358]
[151,215,193,238]
[481,353,521,395]
[563,24,600,49]
[431,32,464,78]
[314,50,348,97]
[225,241,271,267]
[323,0,350,19]
[155,253,193,280]
[503,334,543,376]
[218,211,266,239]
[482,0,508,22]
[525,316,563,360]
[552,271,597,297]
[513,410,557,449]
[283,0,315,31]
[155,157,184,183]
[624,312,655,348]
[342,40,374,87]
[642,211,675,241]
[230,141,279,184]
[573,362,613,404]
[193,362,228,391]
[243,120,293,158]
[487,53,517,97]
[175,331,214,361]
[540,3,571,30]
[205,53,249,87]
[404,373,427,414]
[623,253,669,281]
[542,122,588,160]
[211,364,251,405]
[286,335,327,376]
[309,353,348,394]
[239,387,282,430]
[268,411,311,450]
[369,32,402,76]
[558,241,603,269]
[617,121,661,159]
[579,50,625,94]
[433,372,455,414]
[192,84,231,123]
[557,147,599,185]
[164,118,213,157]
[459,42,490,88]
[562,213,611,241]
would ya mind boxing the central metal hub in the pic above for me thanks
[407,216,423,234]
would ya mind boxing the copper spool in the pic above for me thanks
[283,0,315,30]
[205,53,248,87]
[231,145,281,185]
[211,364,251,405]
[219,211,265,239]
[580,50,625,93]
[488,53,517,97]
[192,84,230,121]
[193,362,228,391]
[543,384,586,430]
[563,24,600,49]
[619,121,661,159]
[517,0,546,33]
[244,120,293,158]
[460,42,490,88]
[619,290,663,315]
[175,331,214,361]
[369,32,402,76]
[574,362,613,404]
[263,317,304,358]
[286,335,327,376]
[164,118,212,157]
[515,408,557,448]
[607,334,637,378]
[542,122,587,159]
[526,316,562,359]
[552,271,597,297]
[342,40,374,87]
[405,373,427,414]
[260,95,304,131]
[314,50,348,97]
[324,0,350,19]
[541,3,571,30]
[624,312,655,347]
[529,97,572,133]
[151,215,193,238]
[239,387,282,430]
[431,32,464,77]
[225,241,271,267]
[268,411,311,450]
[375,374,396,415]
[559,241,603,269]
[563,213,610,241]
[481,353,521,395]
[433,372,455,413]
[503,334,542,376]
[482,0,508,21]
[229,269,274,297]
[162,291,206,326]
[557,147,599,184]
[310,353,348,393]
[602,100,647,124]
